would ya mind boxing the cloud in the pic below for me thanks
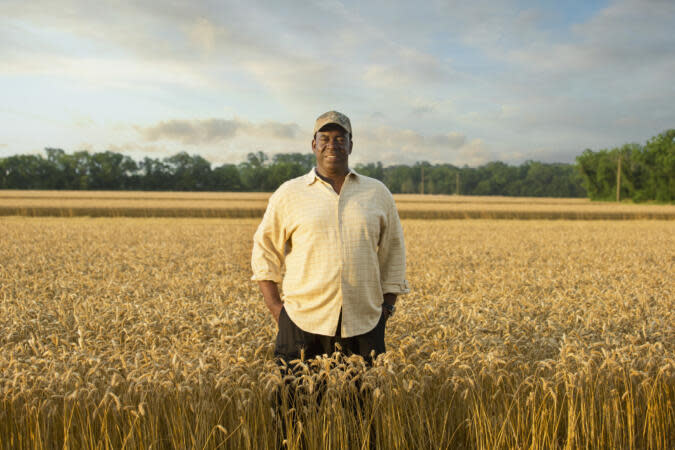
[72,114,95,128]
[411,103,436,115]
[429,133,467,149]
[137,118,301,145]
[353,126,484,166]
[186,17,218,53]
[499,0,675,84]
[442,0,675,158]
[357,122,463,150]
[76,142,94,152]
[139,120,237,144]
[506,7,675,76]
[458,139,492,167]
[363,48,454,89]
[106,142,172,155]
[2,0,673,167]
[1,52,216,92]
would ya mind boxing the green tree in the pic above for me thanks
[163,152,213,191]
[64,150,91,189]
[576,149,617,200]
[43,148,91,189]
[239,152,269,191]
[0,154,53,189]
[354,162,384,181]
[384,165,418,193]
[633,129,674,202]
[265,153,315,190]
[272,153,314,171]
[211,164,243,191]
[88,151,138,190]
[139,157,172,190]
[426,165,458,194]
[576,132,673,203]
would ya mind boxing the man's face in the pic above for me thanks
[312,124,352,176]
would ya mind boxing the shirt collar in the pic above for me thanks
[305,167,359,185]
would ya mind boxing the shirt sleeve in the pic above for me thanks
[251,190,287,283]
[378,191,410,295]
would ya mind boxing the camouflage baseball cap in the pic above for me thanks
[313,110,352,136]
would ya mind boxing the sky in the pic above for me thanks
[1,0,674,167]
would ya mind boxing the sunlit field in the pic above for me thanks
[1,190,673,219]
[1,217,673,449]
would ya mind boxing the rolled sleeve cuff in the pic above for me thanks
[251,272,283,283]
[382,280,410,295]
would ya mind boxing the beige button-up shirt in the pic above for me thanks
[251,168,409,338]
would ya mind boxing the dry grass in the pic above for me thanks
[0,218,673,449]
[1,190,673,219]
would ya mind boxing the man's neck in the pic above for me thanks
[315,167,349,194]
[315,167,349,180]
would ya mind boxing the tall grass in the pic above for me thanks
[0,218,673,449]
[2,350,672,449]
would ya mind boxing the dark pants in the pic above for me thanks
[274,306,387,366]
[273,307,386,448]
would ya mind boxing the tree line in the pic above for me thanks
[0,148,585,197]
[0,129,671,200]
[576,129,674,202]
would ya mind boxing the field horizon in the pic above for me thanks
[1,190,673,220]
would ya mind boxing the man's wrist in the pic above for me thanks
[382,303,395,317]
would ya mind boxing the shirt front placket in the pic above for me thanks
[315,174,351,337]
[336,176,351,336]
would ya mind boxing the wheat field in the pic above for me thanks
[1,190,673,219]
[0,217,673,449]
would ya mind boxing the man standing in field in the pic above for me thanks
[251,110,409,368]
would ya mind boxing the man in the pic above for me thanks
[251,110,409,367]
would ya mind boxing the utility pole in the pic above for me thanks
[421,166,424,195]
[616,154,622,202]
[456,172,460,195]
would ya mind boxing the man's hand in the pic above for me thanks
[258,280,284,324]
[382,293,397,320]
[270,302,283,324]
